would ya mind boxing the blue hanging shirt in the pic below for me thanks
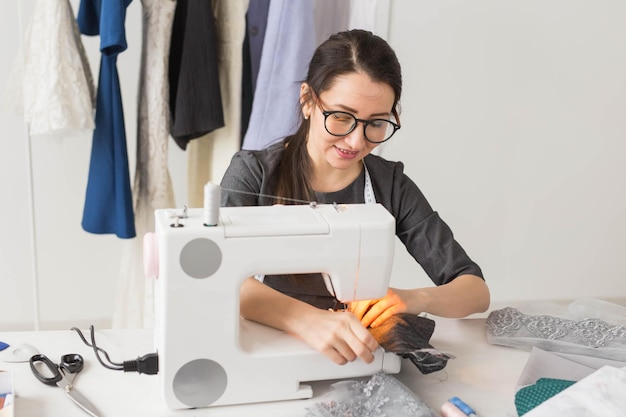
[78,0,136,238]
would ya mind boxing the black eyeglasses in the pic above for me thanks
[319,108,401,143]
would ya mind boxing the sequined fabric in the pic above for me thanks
[305,372,436,417]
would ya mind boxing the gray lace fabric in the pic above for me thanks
[305,372,436,417]
[486,305,626,361]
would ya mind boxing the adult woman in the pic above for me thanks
[220,29,490,365]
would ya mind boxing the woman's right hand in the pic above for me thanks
[292,308,379,365]
[240,277,379,365]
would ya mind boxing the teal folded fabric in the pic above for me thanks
[515,378,576,415]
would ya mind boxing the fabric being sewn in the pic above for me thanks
[370,313,451,374]
[486,306,626,361]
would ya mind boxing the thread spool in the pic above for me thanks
[203,183,220,226]
[441,401,468,417]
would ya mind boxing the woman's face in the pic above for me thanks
[302,72,395,175]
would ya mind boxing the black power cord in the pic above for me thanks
[71,325,159,375]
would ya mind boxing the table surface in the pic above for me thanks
[0,318,529,417]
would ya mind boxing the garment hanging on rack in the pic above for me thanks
[186,0,249,208]
[245,0,271,94]
[239,0,389,151]
[79,0,136,239]
[113,0,178,329]
[240,0,270,144]
[4,0,95,139]
[169,0,224,150]
[241,0,316,151]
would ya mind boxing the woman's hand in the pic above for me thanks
[350,275,490,326]
[293,308,379,365]
[240,277,379,365]
[349,288,411,329]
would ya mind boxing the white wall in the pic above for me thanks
[384,0,626,307]
[0,0,625,330]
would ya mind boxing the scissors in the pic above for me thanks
[29,353,101,417]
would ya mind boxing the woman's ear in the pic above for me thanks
[300,83,313,120]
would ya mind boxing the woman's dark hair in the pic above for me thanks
[275,29,403,204]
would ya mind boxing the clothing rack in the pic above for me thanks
[18,0,41,331]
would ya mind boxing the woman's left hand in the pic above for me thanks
[349,288,411,328]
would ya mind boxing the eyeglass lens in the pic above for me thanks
[324,112,397,143]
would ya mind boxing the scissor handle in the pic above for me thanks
[61,353,84,374]
[29,354,62,385]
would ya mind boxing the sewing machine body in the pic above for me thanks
[148,203,401,409]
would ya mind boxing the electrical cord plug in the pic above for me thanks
[71,326,159,375]
[122,353,159,375]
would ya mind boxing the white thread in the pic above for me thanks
[350,161,376,301]
[220,187,315,205]
[203,183,220,226]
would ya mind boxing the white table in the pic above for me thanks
[0,318,530,417]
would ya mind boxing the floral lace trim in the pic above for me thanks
[486,307,626,349]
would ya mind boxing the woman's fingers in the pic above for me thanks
[349,299,375,320]
[333,312,378,364]
[305,310,379,365]
[351,288,411,328]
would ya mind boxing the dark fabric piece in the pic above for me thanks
[370,313,436,350]
[247,0,270,92]
[169,0,224,149]
[369,313,450,374]
[264,273,337,310]
[240,20,253,144]
[220,141,484,301]
[78,0,136,239]
[241,0,271,144]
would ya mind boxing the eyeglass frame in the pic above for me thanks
[312,94,401,144]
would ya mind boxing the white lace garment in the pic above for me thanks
[5,0,95,138]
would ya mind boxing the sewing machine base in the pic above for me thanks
[161,319,401,408]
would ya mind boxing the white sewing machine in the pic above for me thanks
[143,193,401,409]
